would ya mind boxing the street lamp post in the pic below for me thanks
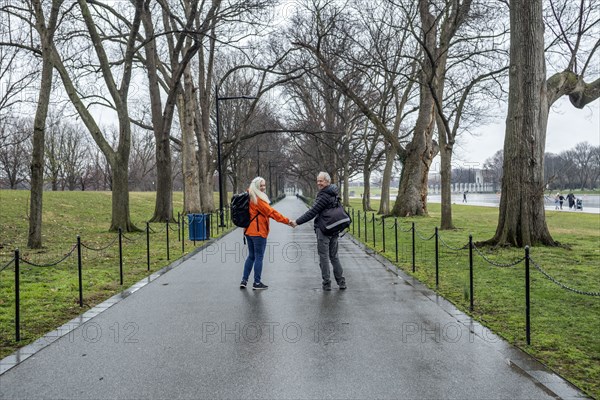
[256,148,274,176]
[268,161,283,199]
[215,84,256,227]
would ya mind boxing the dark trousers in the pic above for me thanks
[316,228,344,285]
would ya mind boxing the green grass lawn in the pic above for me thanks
[344,199,599,398]
[0,190,234,362]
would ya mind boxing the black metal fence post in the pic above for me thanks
[357,211,361,238]
[177,212,181,242]
[77,235,83,306]
[146,222,150,271]
[469,234,474,312]
[352,209,355,235]
[411,222,416,272]
[166,221,170,261]
[525,246,531,345]
[394,218,398,263]
[364,211,368,242]
[118,228,123,285]
[15,248,20,342]
[372,214,376,248]
[435,227,439,289]
[382,217,386,253]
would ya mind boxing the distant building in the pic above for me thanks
[428,168,497,193]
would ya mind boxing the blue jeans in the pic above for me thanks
[243,236,267,284]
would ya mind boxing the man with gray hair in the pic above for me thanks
[292,171,347,291]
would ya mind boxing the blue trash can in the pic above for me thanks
[188,213,210,240]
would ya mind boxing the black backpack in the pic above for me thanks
[231,192,252,228]
[317,197,352,236]
[231,192,260,230]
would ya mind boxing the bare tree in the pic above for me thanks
[0,118,31,189]
[358,123,384,211]
[136,0,221,219]
[82,146,112,191]
[291,1,454,218]
[1,0,65,246]
[128,126,156,191]
[482,149,503,191]
[0,46,38,141]
[351,0,419,214]
[486,0,600,247]
[590,145,600,189]
[44,117,62,191]
[422,0,509,229]
[1,1,81,245]
[44,0,145,231]
[195,1,278,214]
[60,123,88,191]
[562,142,596,190]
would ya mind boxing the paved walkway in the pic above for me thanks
[0,197,585,399]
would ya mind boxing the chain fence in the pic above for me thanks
[18,245,77,268]
[341,204,599,345]
[1,208,235,344]
[0,257,15,273]
[530,256,600,297]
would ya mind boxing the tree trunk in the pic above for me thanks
[391,84,437,217]
[28,57,53,248]
[195,37,216,212]
[342,161,349,206]
[196,96,215,212]
[390,0,447,218]
[486,0,555,247]
[109,154,136,232]
[342,129,350,206]
[378,145,396,215]
[437,109,454,229]
[439,140,454,229]
[152,130,174,220]
[28,0,62,249]
[180,68,201,214]
[142,3,173,223]
[362,169,373,211]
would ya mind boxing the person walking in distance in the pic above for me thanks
[566,192,576,210]
[290,172,346,291]
[241,177,293,290]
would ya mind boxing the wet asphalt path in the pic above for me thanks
[0,197,581,399]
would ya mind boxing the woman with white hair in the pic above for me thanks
[241,176,292,290]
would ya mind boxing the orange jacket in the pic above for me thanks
[245,197,289,238]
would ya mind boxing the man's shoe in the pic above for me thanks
[253,282,268,290]
[240,280,247,289]
[338,281,347,290]
[323,283,332,291]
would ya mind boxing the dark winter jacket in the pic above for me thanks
[296,184,339,228]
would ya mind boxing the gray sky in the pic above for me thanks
[455,97,600,167]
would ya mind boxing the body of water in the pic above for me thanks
[426,193,600,214]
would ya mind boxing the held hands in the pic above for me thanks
[288,220,298,228]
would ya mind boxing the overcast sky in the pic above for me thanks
[452,97,600,168]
